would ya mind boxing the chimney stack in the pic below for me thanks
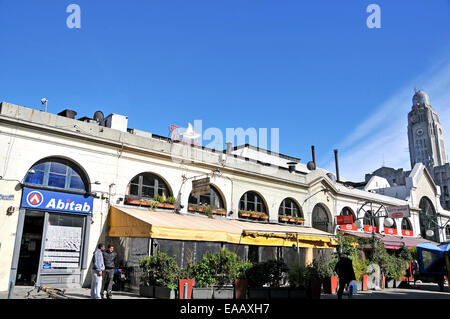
[334,149,340,182]
[311,145,317,170]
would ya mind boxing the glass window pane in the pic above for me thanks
[130,184,139,196]
[141,186,155,199]
[50,162,68,175]
[142,175,155,187]
[69,176,85,190]
[48,173,66,188]
[25,170,45,185]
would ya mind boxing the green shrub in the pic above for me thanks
[305,255,337,280]
[246,259,288,288]
[191,249,249,287]
[165,196,177,205]
[154,195,165,203]
[139,252,180,289]
[288,264,307,288]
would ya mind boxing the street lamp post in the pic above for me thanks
[353,201,394,248]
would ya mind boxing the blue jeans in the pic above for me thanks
[91,270,103,299]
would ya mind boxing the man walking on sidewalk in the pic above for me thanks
[91,243,105,299]
[335,253,356,300]
[102,244,118,299]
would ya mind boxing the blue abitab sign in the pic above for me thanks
[21,187,93,215]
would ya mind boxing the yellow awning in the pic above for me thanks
[108,206,337,248]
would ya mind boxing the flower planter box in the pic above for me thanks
[154,286,177,299]
[307,279,322,299]
[213,287,234,299]
[234,279,248,299]
[289,218,297,223]
[270,287,290,299]
[212,209,227,216]
[259,215,269,220]
[322,276,338,294]
[279,216,290,223]
[239,211,251,218]
[126,197,175,209]
[247,287,271,299]
[192,287,214,299]
[139,285,154,298]
[288,288,307,299]
[295,219,305,225]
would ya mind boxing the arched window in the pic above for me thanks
[419,197,439,242]
[239,191,267,213]
[446,225,450,240]
[312,204,331,233]
[340,207,355,222]
[279,198,302,217]
[24,159,88,192]
[401,218,413,231]
[363,210,379,233]
[188,184,225,210]
[127,172,171,200]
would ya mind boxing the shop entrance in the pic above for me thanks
[15,211,45,286]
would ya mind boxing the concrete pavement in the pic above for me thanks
[1,282,449,299]
[321,282,450,299]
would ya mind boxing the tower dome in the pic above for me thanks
[413,90,431,106]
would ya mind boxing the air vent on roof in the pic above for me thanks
[58,109,77,119]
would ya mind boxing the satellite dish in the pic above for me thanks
[326,173,336,183]
[93,111,104,123]
[182,123,201,140]
[307,161,316,170]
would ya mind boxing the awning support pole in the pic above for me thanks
[297,233,300,265]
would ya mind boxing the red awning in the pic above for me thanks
[341,230,434,249]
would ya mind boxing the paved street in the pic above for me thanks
[1,282,450,300]
[322,282,450,299]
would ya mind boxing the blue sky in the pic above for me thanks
[1,1,450,181]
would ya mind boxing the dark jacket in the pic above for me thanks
[334,256,356,283]
[102,250,117,269]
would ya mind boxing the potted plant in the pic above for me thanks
[320,257,338,294]
[234,261,252,299]
[246,262,271,299]
[246,259,289,299]
[279,215,290,223]
[139,252,180,299]
[145,200,160,211]
[179,258,195,299]
[191,253,216,299]
[288,264,307,298]
[250,211,260,219]
[259,213,269,221]
[295,217,305,225]
[201,205,213,219]
[305,262,322,299]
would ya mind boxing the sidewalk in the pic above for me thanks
[0,286,152,299]
[321,282,450,299]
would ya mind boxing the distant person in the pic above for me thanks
[334,253,356,300]
[91,243,105,299]
[102,244,118,299]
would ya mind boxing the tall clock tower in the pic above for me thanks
[407,90,448,172]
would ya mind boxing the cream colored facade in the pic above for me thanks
[0,101,449,291]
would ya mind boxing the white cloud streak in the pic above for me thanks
[322,58,450,182]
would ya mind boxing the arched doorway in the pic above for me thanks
[16,157,92,287]
[419,197,439,242]
[312,204,332,233]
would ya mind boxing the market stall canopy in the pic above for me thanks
[340,230,433,249]
[416,242,450,275]
[108,206,337,248]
